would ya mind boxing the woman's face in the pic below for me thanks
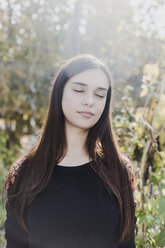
[62,69,109,130]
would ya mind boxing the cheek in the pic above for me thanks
[62,92,69,117]
[95,100,106,117]
[62,93,77,117]
[62,88,79,107]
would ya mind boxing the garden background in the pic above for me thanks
[0,0,165,247]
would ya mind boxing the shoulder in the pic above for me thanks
[5,156,27,192]
[120,154,135,193]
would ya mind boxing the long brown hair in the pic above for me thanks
[3,54,136,244]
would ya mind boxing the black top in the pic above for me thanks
[5,161,136,248]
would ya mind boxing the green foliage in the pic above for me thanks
[113,68,165,247]
[0,130,20,167]
[134,170,165,247]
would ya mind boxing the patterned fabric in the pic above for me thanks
[5,156,26,192]
[120,153,136,193]
[126,163,135,192]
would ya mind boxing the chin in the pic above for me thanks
[66,118,98,130]
[79,123,96,130]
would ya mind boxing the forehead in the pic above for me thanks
[66,69,109,89]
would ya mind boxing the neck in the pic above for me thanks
[64,121,90,161]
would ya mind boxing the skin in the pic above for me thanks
[58,69,109,166]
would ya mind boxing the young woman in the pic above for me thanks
[4,54,136,248]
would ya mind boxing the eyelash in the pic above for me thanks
[73,90,105,98]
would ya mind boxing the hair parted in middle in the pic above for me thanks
[4,54,136,245]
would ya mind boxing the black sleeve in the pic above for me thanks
[118,234,136,248]
[118,216,137,248]
[4,204,29,248]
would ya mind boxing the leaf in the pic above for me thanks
[156,229,165,246]
[158,196,165,219]
[140,86,149,97]
[143,64,159,82]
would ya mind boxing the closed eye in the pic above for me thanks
[95,94,105,98]
[73,90,105,98]
[73,89,84,92]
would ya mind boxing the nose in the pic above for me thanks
[82,92,94,107]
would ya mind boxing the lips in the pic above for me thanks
[77,111,94,116]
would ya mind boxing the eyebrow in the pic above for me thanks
[72,82,108,91]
